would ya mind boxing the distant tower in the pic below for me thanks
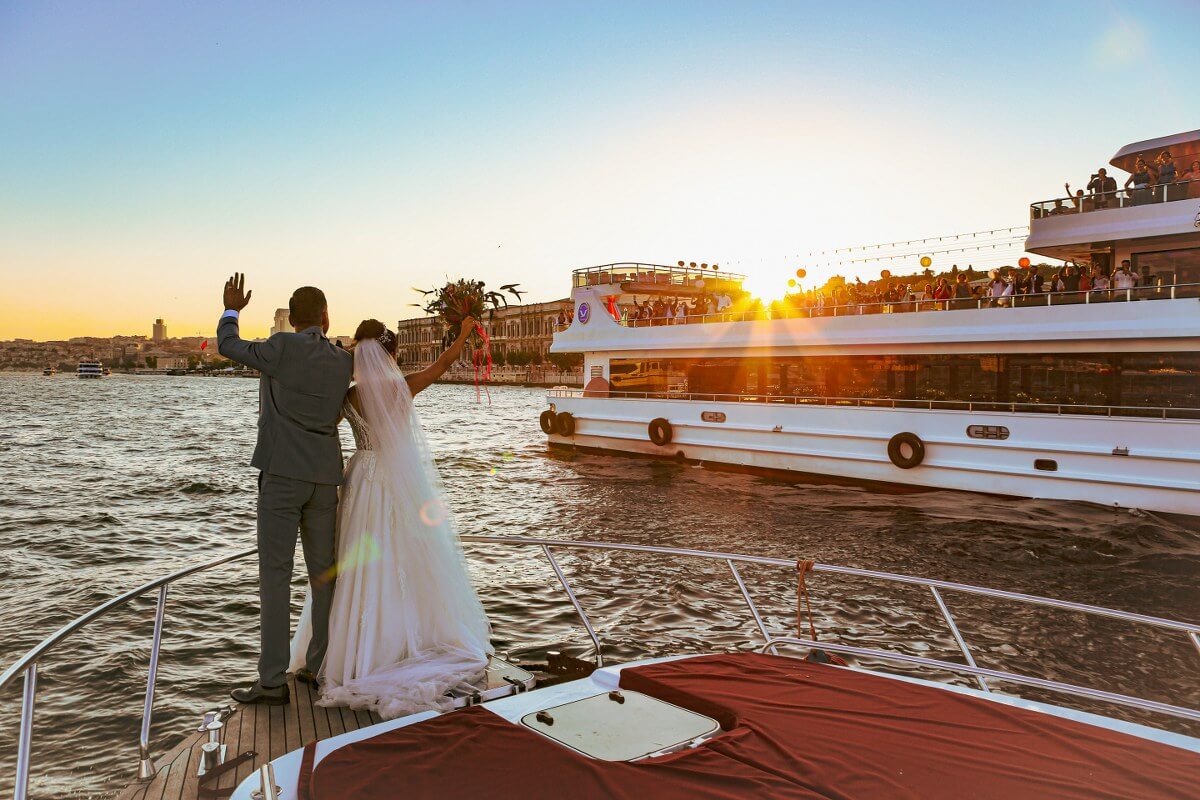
[271,308,289,335]
[152,318,167,343]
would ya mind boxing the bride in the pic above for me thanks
[289,316,493,719]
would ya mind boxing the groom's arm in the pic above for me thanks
[217,312,286,376]
[216,271,284,375]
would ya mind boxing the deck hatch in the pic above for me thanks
[520,689,720,761]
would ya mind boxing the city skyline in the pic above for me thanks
[3,1,1198,339]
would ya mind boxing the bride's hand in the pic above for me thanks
[458,315,476,336]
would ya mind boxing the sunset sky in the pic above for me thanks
[2,1,1197,339]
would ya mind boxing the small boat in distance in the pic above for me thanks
[77,359,104,379]
[42,367,56,376]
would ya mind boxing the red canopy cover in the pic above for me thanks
[308,653,1199,799]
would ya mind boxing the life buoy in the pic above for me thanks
[539,410,556,435]
[648,418,673,446]
[555,411,576,437]
[887,432,925,469]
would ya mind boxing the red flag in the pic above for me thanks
[200,340,208,350]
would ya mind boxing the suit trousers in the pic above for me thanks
[257,472,338,688]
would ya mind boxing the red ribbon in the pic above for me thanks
[473,321,492,405]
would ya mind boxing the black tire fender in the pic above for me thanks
[648,417,673,447]
[555,411,576,437]
[887,432,925,469]
[539,409,556,435]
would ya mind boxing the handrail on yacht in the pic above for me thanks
[545,388,1200,420]
[3,535,1200,799]
[1030,179,1197,218]
[572,262,747,288]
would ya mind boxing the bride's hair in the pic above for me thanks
[353,318,398,355]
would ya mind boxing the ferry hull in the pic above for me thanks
[545,396,1200,517]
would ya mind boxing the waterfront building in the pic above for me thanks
[270,308,289,336]
[397,297,571,369]
[152,319,167,343]
[157,356,188,370]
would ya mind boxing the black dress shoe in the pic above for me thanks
[231,681,289,705]
[295,668,319,687]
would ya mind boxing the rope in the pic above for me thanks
[796,560,817,641]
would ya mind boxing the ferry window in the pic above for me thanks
[914,355,954,402]
[826,355,891,398]
[1008,355,1114,410]
[1118,353,1200,411]
[688,359,746,397]
[933,354,1004,404]
[779,357,826,398]
[1132,247,1200,289]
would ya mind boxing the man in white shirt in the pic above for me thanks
[988,271,1013,306]
[716,292,733,311]
[1112,261,1137,290]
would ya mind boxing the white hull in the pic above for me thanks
[547,395,1200,516]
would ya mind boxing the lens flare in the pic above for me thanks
[419,498,447,526]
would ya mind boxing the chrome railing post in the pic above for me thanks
[137,584,169,781]
[928,587,988,692]
[726,560,776,655]
[14,663,37,800]
[541,545,604,666]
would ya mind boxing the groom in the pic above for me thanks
[218,273,354,705]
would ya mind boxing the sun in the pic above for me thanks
[742,270,792,304]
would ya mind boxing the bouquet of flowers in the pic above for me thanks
[414,278,523,348]
[413,279,523,402]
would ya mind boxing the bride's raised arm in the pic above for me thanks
[404,315,476,397]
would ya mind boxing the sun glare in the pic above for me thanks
[742,270,794,304]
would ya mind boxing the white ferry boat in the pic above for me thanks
[542,131,1200,517]
[2,536,1198,799]
[76,359,105,379]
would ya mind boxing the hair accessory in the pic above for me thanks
[378,329,394,346]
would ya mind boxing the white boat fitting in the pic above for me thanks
[543,132,1200,516]
[2,536,1198,799]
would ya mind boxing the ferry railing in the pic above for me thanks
[572,262,746,290]
[5,536,1200,798]
[1030,179,1197,219]
[546,387,1200,421]
[602,281,1200,326]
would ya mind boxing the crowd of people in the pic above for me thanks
[769,259,1171,315]
[593,259,1178,326]
[622,292,735,326]
[1046,151,1200,216]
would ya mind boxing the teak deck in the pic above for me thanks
[115,674,382,800]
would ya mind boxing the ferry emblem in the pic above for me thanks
[577,302,591,324]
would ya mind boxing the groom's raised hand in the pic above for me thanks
[223,272,253,311]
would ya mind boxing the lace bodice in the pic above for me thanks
[343,399,373,451]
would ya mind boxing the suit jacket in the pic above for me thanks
[217,314,354,485]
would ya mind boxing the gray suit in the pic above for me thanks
[218,313,353,688]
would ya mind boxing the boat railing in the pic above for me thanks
[546,387,1200,421]
[572,262,746,290]
[4,535,1200,799]
[1031,179,1198,219]
[600,281,1200,327]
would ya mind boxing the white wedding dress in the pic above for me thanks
[289,339,492,719]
